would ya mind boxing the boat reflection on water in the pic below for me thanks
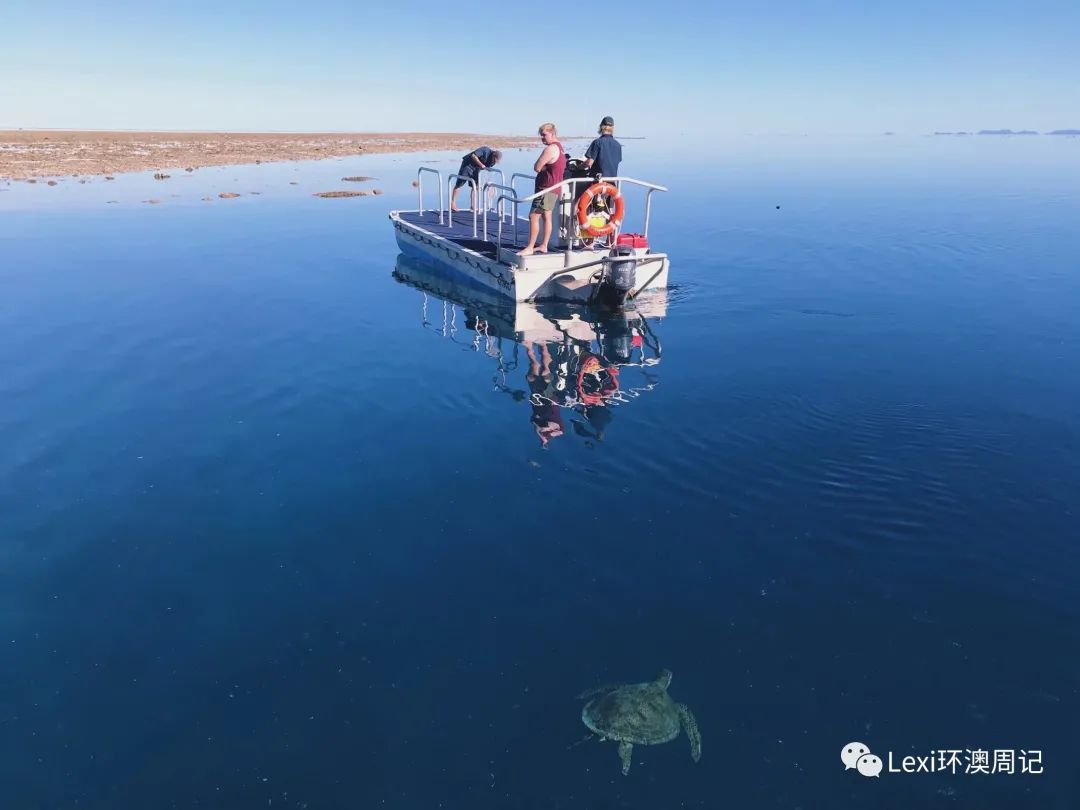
[392,254,665,448]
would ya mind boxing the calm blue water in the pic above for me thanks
[2,137,1079,808]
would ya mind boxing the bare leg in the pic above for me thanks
[618,741,633,775]
[518,212,542,256]
[450,186,461,211]
[537,209,552,253]
[525,342,540,377]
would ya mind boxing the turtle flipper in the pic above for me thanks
[576,683,622,700]
[677,703,701,762]
[655,669,673,689]
[618,740,634,775]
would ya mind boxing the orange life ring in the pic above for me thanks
[577,354,620,406]
[576,181,625,237]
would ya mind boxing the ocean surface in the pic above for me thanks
[1,135,1079,808]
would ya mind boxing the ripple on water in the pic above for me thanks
[615,395,1016,563]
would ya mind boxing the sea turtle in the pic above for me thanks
[576,669,701,775]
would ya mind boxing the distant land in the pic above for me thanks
[930,129,1080,136]
[0,130,535,180]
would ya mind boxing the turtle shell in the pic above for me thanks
[581,682,681,745]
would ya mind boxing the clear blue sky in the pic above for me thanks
[3,0,1077,135]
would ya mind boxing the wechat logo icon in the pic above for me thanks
[842,742,882,777]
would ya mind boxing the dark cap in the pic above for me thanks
[599,116,614,127]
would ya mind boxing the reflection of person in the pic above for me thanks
[452,146,502,211]
[526,341,564,447]
[572,404,613,442]
[584,116,622,178]
[518,123,566,257]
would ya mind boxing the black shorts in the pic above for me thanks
[454,161,480,189]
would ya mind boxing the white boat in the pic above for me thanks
[389,162,670,305]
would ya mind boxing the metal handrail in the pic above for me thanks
[447,174,479,238]
[481,181,515,219]
[508,173,536,247]
[556,176,668,239]
[416,167,444,225]
[479,167,505,192]
[494,193,521,251]
[600,176,668,193]
[493,176,669,255]
[500,175,667,203]
[479,168,506,227]
[493,184,574,255]
[510,172,536,202]
[493,187,591,258]
[481,183,515,242]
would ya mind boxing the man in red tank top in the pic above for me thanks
[518,122,567,257]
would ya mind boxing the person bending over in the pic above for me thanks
[451,146,502,211]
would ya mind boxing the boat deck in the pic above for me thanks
[397,210,533,261]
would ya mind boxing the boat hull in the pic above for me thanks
[390,210,669,303]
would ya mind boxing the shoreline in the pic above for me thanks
[0,130,537,181]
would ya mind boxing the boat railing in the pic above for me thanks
[416,167,510,231]
[481,178,517,218]
[447,174,480,237]
[571,176,668,239]
[494,176,668,259]
[509,172,536,203]
[414,167,667,261]
[416,167,444,225]
[479,167,505,193]
[481,183,516,243]
[482,182,515,221]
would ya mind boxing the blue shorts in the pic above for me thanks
[455,161,480,190]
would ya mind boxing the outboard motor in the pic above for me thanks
[596,244,637,308]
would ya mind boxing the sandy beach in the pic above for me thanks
[0,130,536,181]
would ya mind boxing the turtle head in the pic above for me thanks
[655,669,673,689]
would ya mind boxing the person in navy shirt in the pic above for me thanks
[584,116,622,178]
[452,146,502,211]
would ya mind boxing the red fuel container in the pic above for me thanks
[616,233,649,249]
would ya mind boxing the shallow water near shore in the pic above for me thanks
[1,136,1079,808]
